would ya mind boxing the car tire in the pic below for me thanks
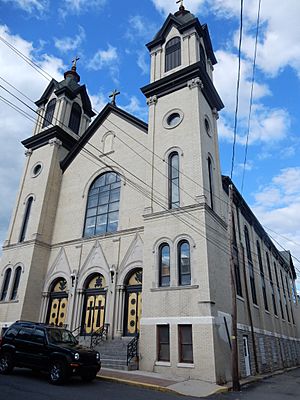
[0,352,14,374]
[81,371,97,382]
[48,360,68,385]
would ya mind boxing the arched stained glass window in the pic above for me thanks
[68,103,81,134]
[168,152,180,209]
[84,172,121,237]
[159,244,170,287]
[42,98,56,128]
[0,268,12,301]
[19,196,33,243]
[165,37,181,72]
[178,241,191,286]
[10,266,22,300]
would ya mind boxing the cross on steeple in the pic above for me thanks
[72,56,80,70]
[176,0,185,10]
[109,89,120,106]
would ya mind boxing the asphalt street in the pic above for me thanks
[0,367,299,400]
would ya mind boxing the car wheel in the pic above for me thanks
[81,371,97,382]
[0,352,14,374]
[48,360,67,385]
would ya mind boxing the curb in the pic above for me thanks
[97,374,176,394]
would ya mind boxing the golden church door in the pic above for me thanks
[47,278,68,327]
[124,269,142,336]
[82,273,107,335]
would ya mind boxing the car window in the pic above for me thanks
[31,328,46,344]
[17,327,35,341]
[47,328,77,345]
[4,326,19,339]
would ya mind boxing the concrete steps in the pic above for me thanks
[78,336,139,371]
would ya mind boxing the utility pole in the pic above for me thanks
[228,184,240,391]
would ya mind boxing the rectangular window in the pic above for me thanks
[157,325,170,362]
[249,262,258,305]
[178,325,193,363]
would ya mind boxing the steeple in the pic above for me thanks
[64,56,80,84]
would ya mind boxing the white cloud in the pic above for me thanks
[0,0,49,16]
[88,45,119,84]
[54,26,85,54]
[122,96,148,122]
[137,50,149,75]
[89,91,106,114]
[151,0,205,15]
[211,0,300,78]
[0,25,64,252]
[252,167,300,289]
[59,0,106,17]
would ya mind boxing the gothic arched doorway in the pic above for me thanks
[82,273,106,335]
[46,278,68,327]
[124,269,142,336]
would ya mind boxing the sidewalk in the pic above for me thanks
[97,368,227,397]
[97,366,300,398]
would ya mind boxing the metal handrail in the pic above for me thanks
[90,324,109,349]
[127,334,139,365]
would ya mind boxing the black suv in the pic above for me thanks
[0,321,101,384]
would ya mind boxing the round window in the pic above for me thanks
[31,162,43,178]
[163,109,184,129]
[167,113,181,127]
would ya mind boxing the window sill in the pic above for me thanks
[265,310,271,315]
[151,285,199,292]
[253,304,259,310]
[177,363,194,368]
[237,295,244,302]
[0,300,19,304]
[155,361,171,367]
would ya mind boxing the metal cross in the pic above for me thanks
[176,0,184,8]
[72,56,80,69]
[109,89,120,106]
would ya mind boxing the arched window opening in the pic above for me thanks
[232,215,242,297]
[46,278,68,327]
[84,172,121,237]
[244,226,257,304]
[68,102,81,134]
[42,98,56,128]
[208,157,214,210]
[178,241,191,286]
[257,241,268,310]
[168,152,180,209]
[165,37,181,72]
[10,267,22,300]
[19,196,33,243]
[0,268,12,301]
[82,273,106,335]
[200,43,206,70]
[159,244,170,287]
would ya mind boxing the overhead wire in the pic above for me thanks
[1,85,298,294]
[230,0,244,180]
[1,70,300,275]
[241,0,262,194]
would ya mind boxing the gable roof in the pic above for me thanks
[61,102,148,172]
[146,11,217,65]
[35,78,95,118]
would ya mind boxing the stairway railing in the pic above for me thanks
[72,324,86,339]
[127,334,139,365]
[90,323,109,349]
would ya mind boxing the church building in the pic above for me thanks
[0,5,299,384]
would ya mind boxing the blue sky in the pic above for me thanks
[0,0,300,289]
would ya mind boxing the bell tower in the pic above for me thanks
[141,4,224,216]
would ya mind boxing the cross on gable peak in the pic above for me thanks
[109,89,120,106]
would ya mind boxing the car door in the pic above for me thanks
[30,328,48,369]
[14,326,36,366]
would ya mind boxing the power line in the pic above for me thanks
[1,78,299,275]
[230,0,244,179]
[241,0,261,194]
